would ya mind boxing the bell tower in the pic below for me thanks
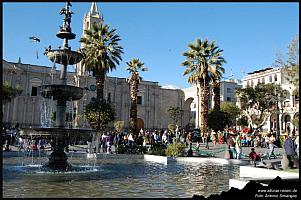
[76,2,103,76]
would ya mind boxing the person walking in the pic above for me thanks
[205,131,210,149]
[235,134,242,159]
[295,133,299,157]
[217,130,223,144]
[227,135,236,159]
[284,133,297,168]
[211,130,217,146]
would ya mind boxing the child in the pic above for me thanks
[249,148,261,166]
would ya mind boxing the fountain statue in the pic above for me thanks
[19,2,94,171]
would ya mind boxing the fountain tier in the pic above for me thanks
[39,85,83,101]
[19,127,94,140]
[46,49,83,65]
[56,30,76,40]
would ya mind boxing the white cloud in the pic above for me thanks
[161,84,181,89]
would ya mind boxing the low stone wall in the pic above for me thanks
[143,154,249,166]
[143,154,175,164]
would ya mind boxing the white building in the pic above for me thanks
[241,67,299,133]
[182,79,242,128]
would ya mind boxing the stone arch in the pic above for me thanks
[270,113,277,132]
[292,112,299,132]
[293,112,299,118]
[184,97,194,110]
[282,89,291,107]
[183,97,195,129]
[282,113,291,133]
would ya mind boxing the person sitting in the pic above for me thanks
[268,140,277,159]
[187,143,193,157]
[249,148,261,166]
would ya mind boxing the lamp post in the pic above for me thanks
[276,104,280,141]
[275,86,284,146]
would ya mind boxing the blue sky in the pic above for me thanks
[3,2,299,89]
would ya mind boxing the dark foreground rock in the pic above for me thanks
[192,176,300,200]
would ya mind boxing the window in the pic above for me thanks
[257,79,261,84]
[269,76,272,82]
[137,96,142,105]
[274,75,277,82]
[227,88,231,93]
[30,78,42,96]
[251,80,254,86]
[31,87,38,96]
[247,81,249,87]
[193,103,196,108]
[262,77,265,84]
[227,97,231,101]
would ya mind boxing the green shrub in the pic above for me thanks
[148,143,167,156]
[165,143,186,157]
[116,143,147,154]
[279,136,285,148]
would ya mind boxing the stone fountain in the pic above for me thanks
[19,2,93,171]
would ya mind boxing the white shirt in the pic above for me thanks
[128,134,134,141]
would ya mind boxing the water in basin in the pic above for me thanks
[3,153,239,198]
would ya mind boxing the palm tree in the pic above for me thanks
[126,58,148,136]
[80,21,123,101]
[182,38,226,134]
[212,65,225,111]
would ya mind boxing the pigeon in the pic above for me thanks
[29,36,40,42]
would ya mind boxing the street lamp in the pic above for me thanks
[276,103,284,142]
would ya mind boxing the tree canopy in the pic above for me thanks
[235,83,286,130]
[220,101,240,127]
[274,34,299,96]
[167,106,184,125]
[84,98,115,131]
[3,82,22,104]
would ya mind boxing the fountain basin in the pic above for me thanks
[46,49,83,65]
[39,85,83,101]
[3,153,240,198]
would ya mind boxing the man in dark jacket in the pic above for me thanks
[284,133,297,168]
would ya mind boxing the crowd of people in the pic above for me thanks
[2,127,48,152]
[2,122,299,169]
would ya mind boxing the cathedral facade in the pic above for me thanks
[2,59,192,130]
[2,3,193,130]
